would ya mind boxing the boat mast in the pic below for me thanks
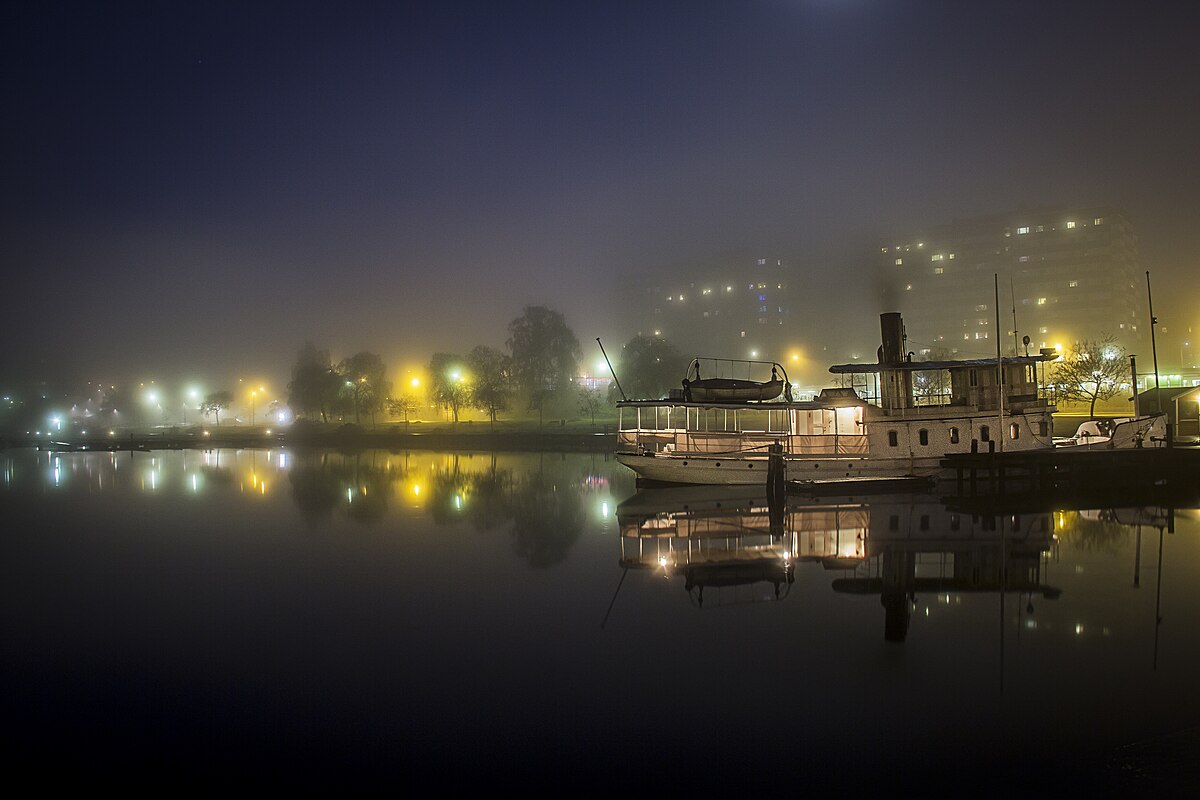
[995,274,1005,452]
[1146,271,1161,414]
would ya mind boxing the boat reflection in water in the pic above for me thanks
[617,486,867,607]
[618,487,1067,638]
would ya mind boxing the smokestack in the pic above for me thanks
[880,312,906,365]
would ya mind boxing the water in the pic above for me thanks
[2,447,1199,792]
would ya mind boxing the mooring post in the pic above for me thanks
[767,443,785,504]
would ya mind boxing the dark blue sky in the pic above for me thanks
[3,1,1197,388]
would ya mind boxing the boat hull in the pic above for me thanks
[616,451,946,486]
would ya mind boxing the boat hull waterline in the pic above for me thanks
[617,451,943,485]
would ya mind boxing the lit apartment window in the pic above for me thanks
[948,253,955,259]
[1069,280,1078,287]
[1066,221,1076,229]
[757,258,766,265]
[881,247,888,253]
[1017,226,1030,235]
[1036,225,1044,232]
[975,332,989,340]
[905,284,913,291]
[1094,217,1104,225]
[740,331,746,337]
[975,304,988,311]
[918,242,924,248]
[1037,297,1047,305]
[934,267,944,275]
[1019,256,1030,262]
[932,254,944,261]
[1039,327,1048,334]
[895,258,903,265]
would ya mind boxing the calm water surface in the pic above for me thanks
[3,447,1199,792]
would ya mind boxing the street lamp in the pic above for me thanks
[184,387,201,425]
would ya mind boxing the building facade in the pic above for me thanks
[880,208,1144,359]
[642,256,794,364]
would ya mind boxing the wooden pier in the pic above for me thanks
[942,445,1200,496]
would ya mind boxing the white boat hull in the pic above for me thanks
[617,451,945,485]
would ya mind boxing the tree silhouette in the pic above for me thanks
[467,344,512,425]
[507,306,581,418]
[288,342,340,422]
[610,333,686,402]
[428,352,469,422]
[337,352,391,427]
[1052,335,1127,417]
[200,390,233,425]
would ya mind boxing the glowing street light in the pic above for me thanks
[184,386,201,425]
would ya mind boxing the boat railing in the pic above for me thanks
[789,434,869,455]
[617,428,870,456]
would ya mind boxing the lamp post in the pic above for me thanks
[184,388,200,425]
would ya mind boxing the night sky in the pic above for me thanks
[4,1,1197,390]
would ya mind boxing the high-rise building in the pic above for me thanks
[879,208,1144,358]
[642,256,794,362]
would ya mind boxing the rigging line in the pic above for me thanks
[600,567,628,630]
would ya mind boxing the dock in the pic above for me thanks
[941,445,1200,496]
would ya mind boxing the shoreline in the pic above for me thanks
[2,425,617,453]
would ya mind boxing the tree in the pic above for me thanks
[386,395,420,427]
[611,333,687,401]
[467,345,512,425]
[507,306,581,401]
[578,386,604,427]
[1052,335,1128,417]
[336,352,391,427]
[428,352,469,423]
[200,390,233,425]
[288,342,341,422]
[913,347,954,405]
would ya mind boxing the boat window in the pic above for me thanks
[980,425,991,442]
[918,429,929,446]
[887,430,898,447]
[1010,422,1020,440]
[949,427,959,444]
